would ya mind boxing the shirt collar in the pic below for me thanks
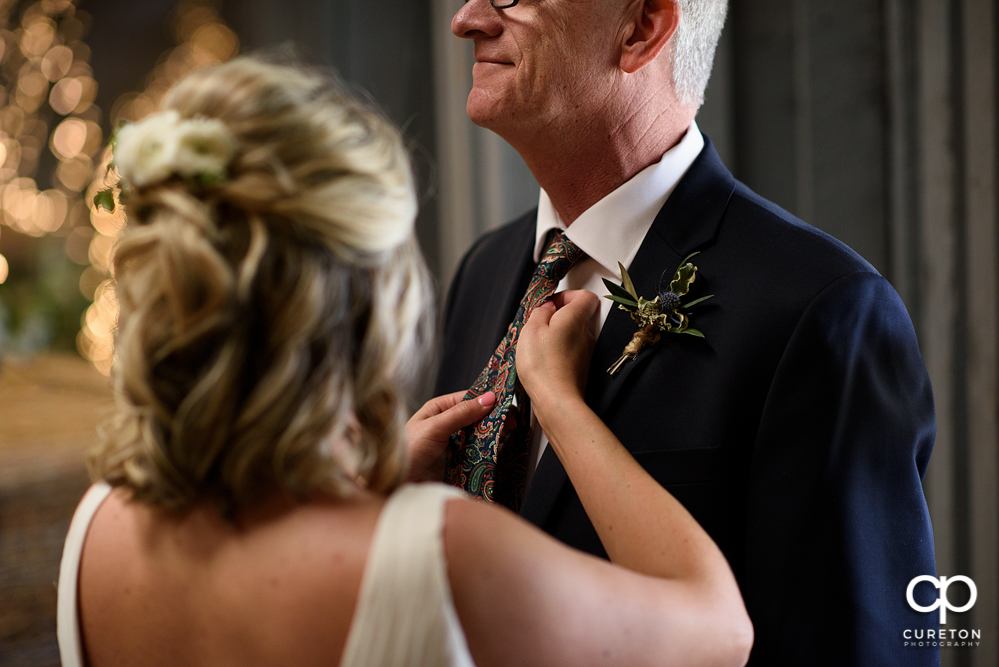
[534,121,705,270]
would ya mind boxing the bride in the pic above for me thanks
[57,56,752,667]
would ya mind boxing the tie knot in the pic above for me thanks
[538,232,585,284]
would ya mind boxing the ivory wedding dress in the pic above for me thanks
[57,482,477,667]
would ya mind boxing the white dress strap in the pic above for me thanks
[57,482,113,667]
[340,483,476,667]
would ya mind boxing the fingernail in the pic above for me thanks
[478,391,495,406]
[539,301,554,308]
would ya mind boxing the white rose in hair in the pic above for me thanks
[174,117,235,181]
[114,111,181,187]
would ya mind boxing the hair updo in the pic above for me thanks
[89,57,432,512]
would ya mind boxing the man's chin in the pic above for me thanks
[465,93,507,130]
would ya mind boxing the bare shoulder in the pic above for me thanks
[79,488,385,667]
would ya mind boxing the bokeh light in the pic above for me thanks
[55,154,92,191]
[77,277,116,375]
[0,0,239,374]
[20,18,56,59]
[49,76,81,114]
[1,0,104,364]
[51,116,86,159]
[40,43,72,81]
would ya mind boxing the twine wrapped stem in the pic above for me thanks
[608,323,661,376]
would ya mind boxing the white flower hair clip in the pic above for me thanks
[94,110,236,212]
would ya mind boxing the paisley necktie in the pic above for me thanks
[444,232,586,510]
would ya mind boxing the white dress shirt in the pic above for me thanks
[524,121,705,484]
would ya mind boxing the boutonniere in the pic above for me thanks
[602,252,713,376]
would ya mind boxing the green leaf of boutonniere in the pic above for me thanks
[605,294,639,308]
[602,277,638,307]
[670,264,697,296]
[681,294,714,309]
[617,261,639,300]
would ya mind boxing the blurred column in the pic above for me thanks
[914,0,960,597]
[961,1,998,665]
[430,0,537,286]
[886,0,999,664]
[431,0,476,287]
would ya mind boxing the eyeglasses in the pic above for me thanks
[464,0,519,8]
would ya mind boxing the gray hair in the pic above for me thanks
[670,0,728,108]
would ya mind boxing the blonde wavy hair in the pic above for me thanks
[89,57,432,512]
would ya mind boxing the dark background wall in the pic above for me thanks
[1,1,995,666]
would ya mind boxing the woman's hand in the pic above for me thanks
[516,290,600,418]
[405,391,495,481]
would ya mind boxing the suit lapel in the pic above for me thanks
[484,212,541,357]
[520,138,737,527]
[585,230,680,415]
[457,212,539,382]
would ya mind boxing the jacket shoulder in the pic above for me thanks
[459,209,537,271]
[726,182,878,282]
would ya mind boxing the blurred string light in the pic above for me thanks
[0,0,99,243]
[0,0,102,364]
[78,0,238,375]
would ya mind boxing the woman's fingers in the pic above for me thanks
[552,288,599,314]
[550,290,600,334]
[541,290,599,349]
[406,391,496,481]
[410,391,496,440]
[526,300,556,329]
[413,390,470,420]
[518,290,599,408]
[431,391,496,435]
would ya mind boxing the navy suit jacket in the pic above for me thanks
[434,139,939,666]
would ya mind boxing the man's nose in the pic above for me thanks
[451,0,503,39]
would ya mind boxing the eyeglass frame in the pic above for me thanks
[464,0,519,9]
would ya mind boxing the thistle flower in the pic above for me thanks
[657,289,681,314]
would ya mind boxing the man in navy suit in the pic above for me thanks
[435,0,938,664]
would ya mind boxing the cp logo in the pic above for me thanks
[907,575,977,624]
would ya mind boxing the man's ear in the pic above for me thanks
[619,0,680,74]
